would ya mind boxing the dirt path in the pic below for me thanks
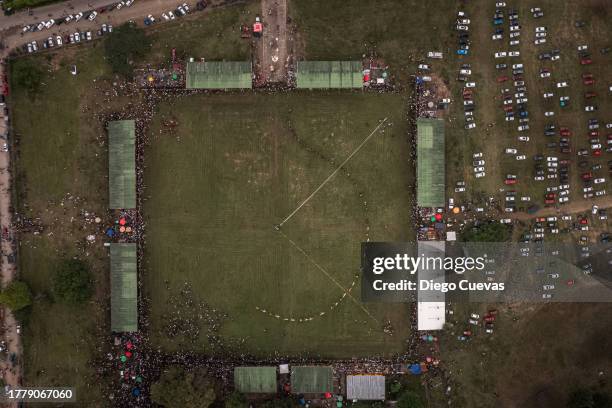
[509,195,612,221]
[259,0,287,84]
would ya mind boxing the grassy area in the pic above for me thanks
[3,0,60,11]
[291,0,456,86]
[10,45,119,403]
[143,92,414,358]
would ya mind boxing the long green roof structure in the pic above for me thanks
[417,118,445,208]
[108,120,136,209]
[110,243,138,332]
[291,366,333,394]
[185,61,252,89]
[234,367,277,393]
[297,61,363,89]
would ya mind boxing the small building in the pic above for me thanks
[234,367,277,394]
[346,375,385,401]
[108,120,136,210]
[185,61,252,89]
[296,61,363,89]
[417,118,445,208]
[110,243,138,332]
[291,366,333,394]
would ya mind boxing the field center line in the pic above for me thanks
[277,117,389,228]
[277,229,380,324]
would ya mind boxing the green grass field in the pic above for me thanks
[10,47,112,403]
[143,92,414,358]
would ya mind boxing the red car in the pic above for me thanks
[583,79,595,85]
[584,91,597,98]
[497,75,509,83]
[545,199,555,205]
[484,315,496,323]
[582,172,593,180]
[503,106,514,112]
[589,130,599,137]
[560,128,572,136]
[567,279,575,286]
[504,178,517,185]
[593,149,602,156]
[580,58,592,65]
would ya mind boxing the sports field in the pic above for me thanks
[143,92,414,358]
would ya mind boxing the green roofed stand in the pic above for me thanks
[234,367,277,393]
[108,120,136,209]
[417,118,445,207]
[110,243,138,332]
[291,366,333,394]
[297,61,363,89]
[186,61,253,89]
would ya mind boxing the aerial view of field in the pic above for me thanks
[0,0,610,406]
[144,92,414,357]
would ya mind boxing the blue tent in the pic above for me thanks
[409,364,422,375]
[106,227,115,237]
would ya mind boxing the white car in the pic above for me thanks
[31,41,38,51]
[475,172,486,178]
[495,51,507,58]
[536,32,547,38]
[492,34,502,40]
[592,143,602,149]
[585,106,596,112]
[594,178,606,184]
[540,71,551,78]
[543,285,555,290]
[544,111,555,117]
[535,39,547,45]
[74,12,84,21]
[44,19,55,29]
[465,82,476,88]
[74,32,80,42]
[473,152,483,158]
[162,12,170,21]
[56,35,63,46]
[518,125,529,131]
[47,36,54,47]
[457,25,469,31]
[512,63,523,69]
[418,64,430,70]
[521,196,531,201]
[455,187,466,193]
[88,11,98,21]
[458,18,471,24]
[474,166,485,172]
[518,136,530,142]
[536,26,547,32]
[543,92,554,98]
[168,11,176,19]
[514,92,524,98]
[86,31,92,41]
[534,176,544,181]
[466,123,476,129]
[505,148,517,154]
[26,43,33,53]
[509,40,519,46]
[516,155,526,160]
[126,0,135,5]
[460,69,472,75]
[592,205,599,214]
[551,54,560,61]
[182,3,190,12]
[510,31,520,38]
[510,25,520,32]
[517,97,528,103]
[474,160,485,166]
[542,293,552,299]
[546,157,558,162]
[116,1,125,9]
[496,1,506,6]
[578,45,588,51]
[557,81,568,88]
[509,51,520,57]
[64,15,74,23]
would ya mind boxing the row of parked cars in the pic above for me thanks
[23,23,114,53]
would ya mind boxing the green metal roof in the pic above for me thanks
[108,120,136,209]
[110,243,138,332]
[291,366,333,394]
[297,61,363,89]
[185,61,252,89]
[417,118,445,207]
[234,367,277,393]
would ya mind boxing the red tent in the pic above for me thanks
[253,22,262,33]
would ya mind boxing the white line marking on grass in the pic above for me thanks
[277,229,379,324]
[276,117,388,228]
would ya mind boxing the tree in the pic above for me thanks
[224,391,247,408]
[460,221,512,242]
[10,58,44,93]
[0,281,32,311]
[151,366,216,408]
[104,22,150,78]
[568,389,611,408]
[52,259,93,304]
[396,390,424,408]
